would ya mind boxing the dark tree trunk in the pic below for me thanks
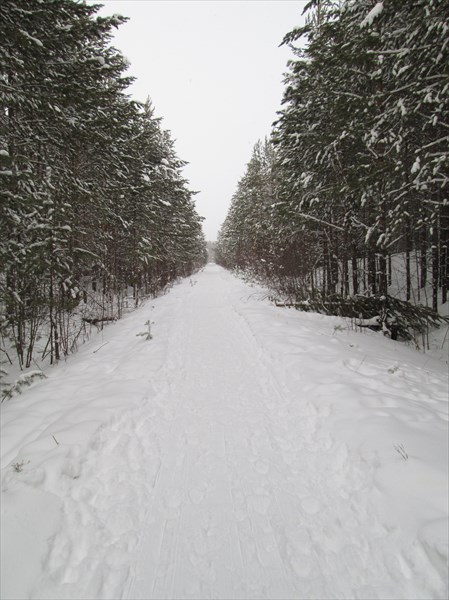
[420,227,427,288]
[352,248,358,295]
[432,223,439,312]
[405,217,412,302]
[388,253,392,286]
[440,204,449,305]
[368,248,376,295]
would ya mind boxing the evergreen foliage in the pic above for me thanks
[1,0,206,368]
[217,0,449,338]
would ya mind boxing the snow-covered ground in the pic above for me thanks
[1,264,448,600]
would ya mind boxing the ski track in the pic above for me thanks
[2,265,448,600]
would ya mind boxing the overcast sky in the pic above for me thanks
[91,1,306,240]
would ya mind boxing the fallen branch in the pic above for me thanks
[274,293,448,341]
[93,341,109,354]
[275,302,304,308]
[82,317,115,325]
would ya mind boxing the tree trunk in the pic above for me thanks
[388,253,392,286]
[368,248,376,295]
[378,251,388,297]
[352,248,358,295]
[440,204,449,305]
[405,217,411,302]
[432,223,439,312]
[420,227,427,288]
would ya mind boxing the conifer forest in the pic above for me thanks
[1,0,207,369]
[216,0,448,338]
[1,2,448,598]
[1,0,449,372]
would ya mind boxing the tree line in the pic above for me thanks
[1,0,206,370]
[216,0,448,329]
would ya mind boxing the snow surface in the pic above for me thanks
[1,264,448,599]
[360,2,384,28]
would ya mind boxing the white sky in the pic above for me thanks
[90,1,306,240]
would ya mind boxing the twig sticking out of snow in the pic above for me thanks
[394,443,409,461]
[93,342,109,354]
[136,320,153,341]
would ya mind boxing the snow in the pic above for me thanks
[19,30,44,47]
[110,14,124,27]
[360,2,384,28]
[1,264,448,600]
[397,98,407,116]
[411,156,421,174]
[355,315,381,327]
[91,55,106,66]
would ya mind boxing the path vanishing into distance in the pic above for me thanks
[1,264,448,600]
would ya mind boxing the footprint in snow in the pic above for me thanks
[251,495,271,515]
[189,488,205,504]
[290,553,317,578]
[301,497,320,515]
[255,460,269,475]
[165,492,183,509]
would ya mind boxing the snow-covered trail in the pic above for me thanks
[1,265,448,600]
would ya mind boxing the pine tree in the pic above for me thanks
[1,0,206,370]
